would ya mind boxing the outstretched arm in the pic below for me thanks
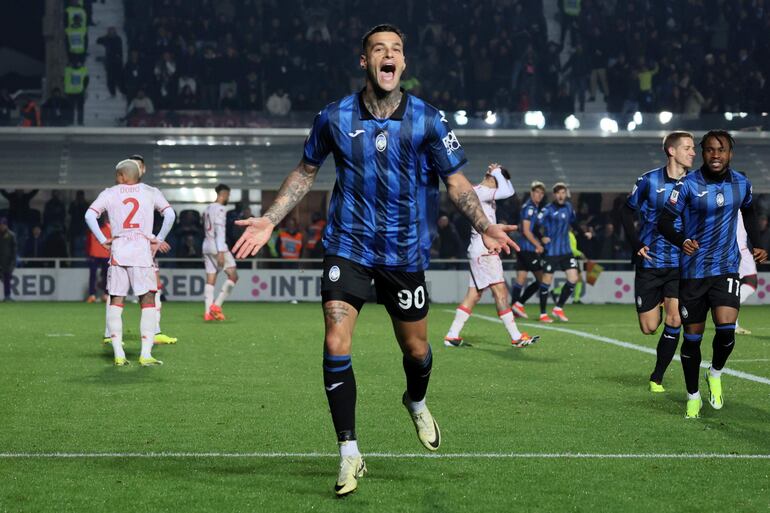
[232,160,319,258]
[742,203,768,263]
[444,171,519,254]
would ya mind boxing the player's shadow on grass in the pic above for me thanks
[472,344,561,364]
[68,350,168,385]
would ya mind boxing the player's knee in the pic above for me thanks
[324,331,352,354]
[664,313,681,329]
[640,323,657,335]
[404,343,429,361]
[490,284,508,301]
[228,271,239,283]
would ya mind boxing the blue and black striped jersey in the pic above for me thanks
[626,167,683,269]
[518,198,543,252]
[303,90,467,271]
[664,167,753,279]
[536,201,575,257]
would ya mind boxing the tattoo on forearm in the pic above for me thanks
[264,164,317,225]
[323,302,350,325]
[451,188,489,234]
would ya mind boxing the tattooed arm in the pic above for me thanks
[264,161,319,225]
[444,171,490,234]
[232,160,319,258]
[444,172,520,254]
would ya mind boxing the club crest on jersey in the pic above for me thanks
[716,192,725,207]
[680,306,688,319]
[669,189,679,205]
[442,130,461,155]
[328,265,341,282]
[375,132,387,152]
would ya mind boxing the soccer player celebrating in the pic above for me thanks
[658,130,767,418]
[620,131,695,392]
[535,183,581,322]
[511,181,547,318]
[86,159,175,366]
[445,164,539,348]
[735,210,758,335]
[232,24,517,497]
[202,184,238,321]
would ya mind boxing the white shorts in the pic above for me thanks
[739,247,757,279]
[107,265,157,297]
[468,253,505,291]
[203,250,237,274]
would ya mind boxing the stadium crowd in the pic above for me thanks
[119,0,770,121]
[7,0,770,127]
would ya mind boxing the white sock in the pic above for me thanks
[687,391,701,401]
[214,279,236,307]
[103,298,110,338]
[339,440,360,457]
[405,395,426,414]
[155,290,162,333]
[499,309,522,340]
[739,283,755,304]
[446,306,471,339]
[107,304,125,359]
[709,366,722,378]
[204,284,215,313]
[140,306,158,359]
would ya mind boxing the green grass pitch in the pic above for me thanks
[1,301,769,512]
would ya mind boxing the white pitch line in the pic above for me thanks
[729,359,770,363]
[1,452,769,460]
[458,311,770,387]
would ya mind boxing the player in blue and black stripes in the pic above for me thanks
[658,130,768,419]
[511,180,547,319]
[535,182,584,322]
[232,24,518,496]
[620,131,695,393]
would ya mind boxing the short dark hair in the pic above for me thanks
[129,154,145,163]
[700,129,735,151]
[215,184,230,194]
[553,182,568,193]
[662,131,694,157]
[361,24,405,53]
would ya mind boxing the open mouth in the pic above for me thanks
[379,62,396,83]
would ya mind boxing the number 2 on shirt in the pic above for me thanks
[123,197,140,228]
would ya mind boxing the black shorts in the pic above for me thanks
[320,255,429,322]
[679,273,741,325]
[517,251,543,272]
[543,254,578,274]
[634,267,679,313]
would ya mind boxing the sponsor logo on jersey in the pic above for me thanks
[442,130,461,155]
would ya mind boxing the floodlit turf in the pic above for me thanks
[1,301,769,512]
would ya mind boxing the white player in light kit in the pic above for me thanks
[100,154,177,345]
[736,210,758,335]
[444,163,540,348]
[202,184,238,321]
[85,159,176,366]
